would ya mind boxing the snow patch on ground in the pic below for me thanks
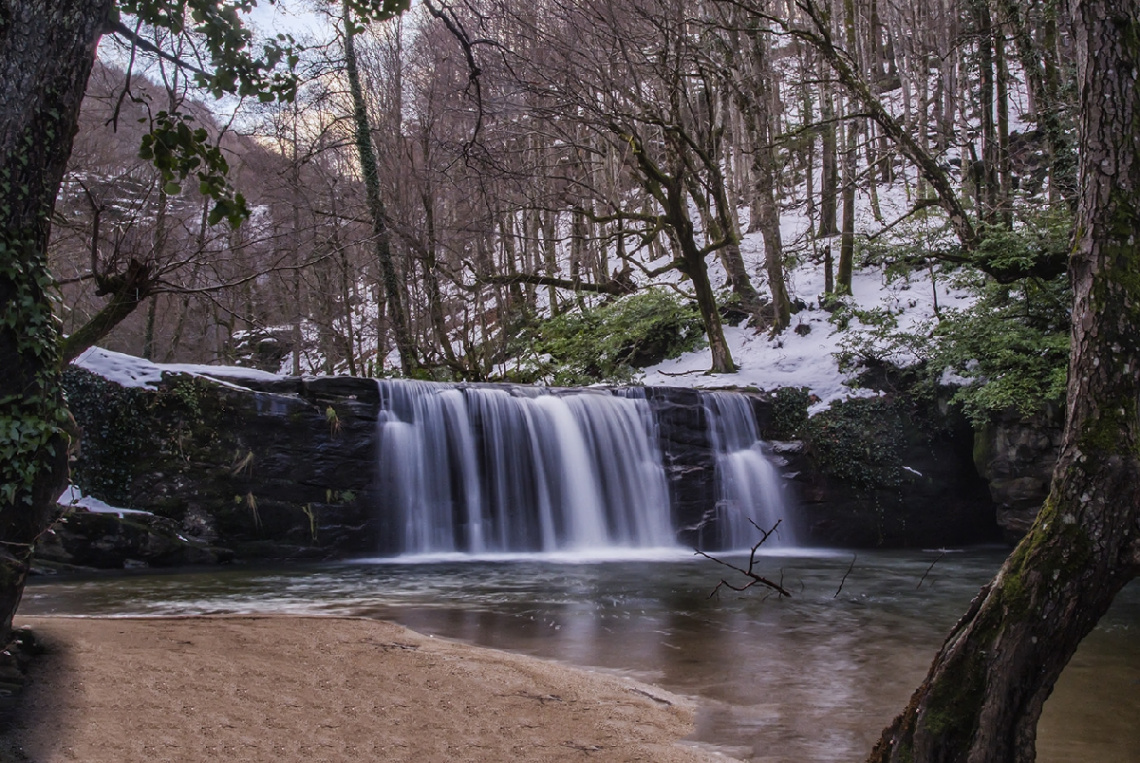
[639,229,976,409]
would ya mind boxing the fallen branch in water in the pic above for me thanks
[695,518,792,598]
[833,554,857,598]
[916,551,946,590]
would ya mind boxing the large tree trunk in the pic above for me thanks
[868,1,1140,760]
[0,0,113,640]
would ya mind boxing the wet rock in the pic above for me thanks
[973,405,1064,540]
[56,366,383,564]
[35,510,233,570]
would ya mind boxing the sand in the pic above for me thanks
[2,616,718,763]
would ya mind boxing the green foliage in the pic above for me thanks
[118,0,409,226]
[970,213,1072,283]
[139,111,248,226]
[931,273,1070,423]
[803,396,913,493]
[61,368,151,505]
[62,369,217,506]
[514,289,706,385]
[0,242,70,509]
[766,387,811,440]
[836,211,1072,423]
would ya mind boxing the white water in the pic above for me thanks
[376,381,791,556]
[377,381,677,555]
[704,391,795,549]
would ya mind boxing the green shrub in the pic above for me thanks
[836,210,1072,423]
[930,273,1070,423]
[518,289,706,386]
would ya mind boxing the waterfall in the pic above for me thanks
[703,391,795,550]
[376,380,675,555]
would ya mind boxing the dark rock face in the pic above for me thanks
[643,387,717,546]
[57,367,383,568]
[35,510,233,570]
[769,396,1001,548]
[644,387,777,549]
[54,369,1014,567]
[973,405,1064,540]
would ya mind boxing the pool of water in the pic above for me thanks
[20,547,1139,761]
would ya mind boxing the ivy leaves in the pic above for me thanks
[138,110,247,226]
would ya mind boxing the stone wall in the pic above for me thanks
[972,405,1064,540]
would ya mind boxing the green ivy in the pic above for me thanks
[930,273,1070,424]
[63,369,218,507]
[766,386,811,440]
[0,240,70,509]
[803,396,914,493]
[835,209,1072,424]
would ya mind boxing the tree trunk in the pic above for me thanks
[869,2,1140,759]
[0,0,113,640]
[664,178,734,374]
[343,0,417,376]
[819,69,839,237]
[741,22,792,332]
[836,0,859,295]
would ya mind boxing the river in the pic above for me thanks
[21,547,1139,762]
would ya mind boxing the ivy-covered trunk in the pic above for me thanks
[868,2,1140,761]
[342,0,417,376]
[0,1,112,639]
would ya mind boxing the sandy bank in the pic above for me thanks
[3,615,717,762]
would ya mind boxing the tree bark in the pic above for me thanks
[739,21,791,331]
[868,2,1140,760]
[343,0,417,376]
[0,0,113,640]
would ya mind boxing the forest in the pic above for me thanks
[3,1,1138,761]
[51,0,1075,414]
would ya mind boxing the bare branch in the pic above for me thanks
[695,518,792,598]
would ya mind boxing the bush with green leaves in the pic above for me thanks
[930,273,1070,423]
[836,210,1072,423]
[518,289,706,386]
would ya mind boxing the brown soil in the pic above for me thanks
[1,615,718,763]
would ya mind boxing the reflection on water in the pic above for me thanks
[21,548,1139,762]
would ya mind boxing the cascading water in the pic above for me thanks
[376,380,675,555]
[702,391,794,550]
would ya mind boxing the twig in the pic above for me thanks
[833,554,857,598]
[695,518,792,598]
[917,552,946,590]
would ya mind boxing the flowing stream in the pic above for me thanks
[21,549,1139,762]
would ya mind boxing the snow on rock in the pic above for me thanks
[73,346,283,389]
[57,485,151,517]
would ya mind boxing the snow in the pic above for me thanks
[638,179,977,411]
[57,485,151,517]
[73,346,282,389]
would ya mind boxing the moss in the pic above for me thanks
[63,368,231,510]
[511,289,706,385]
[1077,396,1139,455]
[922,646,987,752]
